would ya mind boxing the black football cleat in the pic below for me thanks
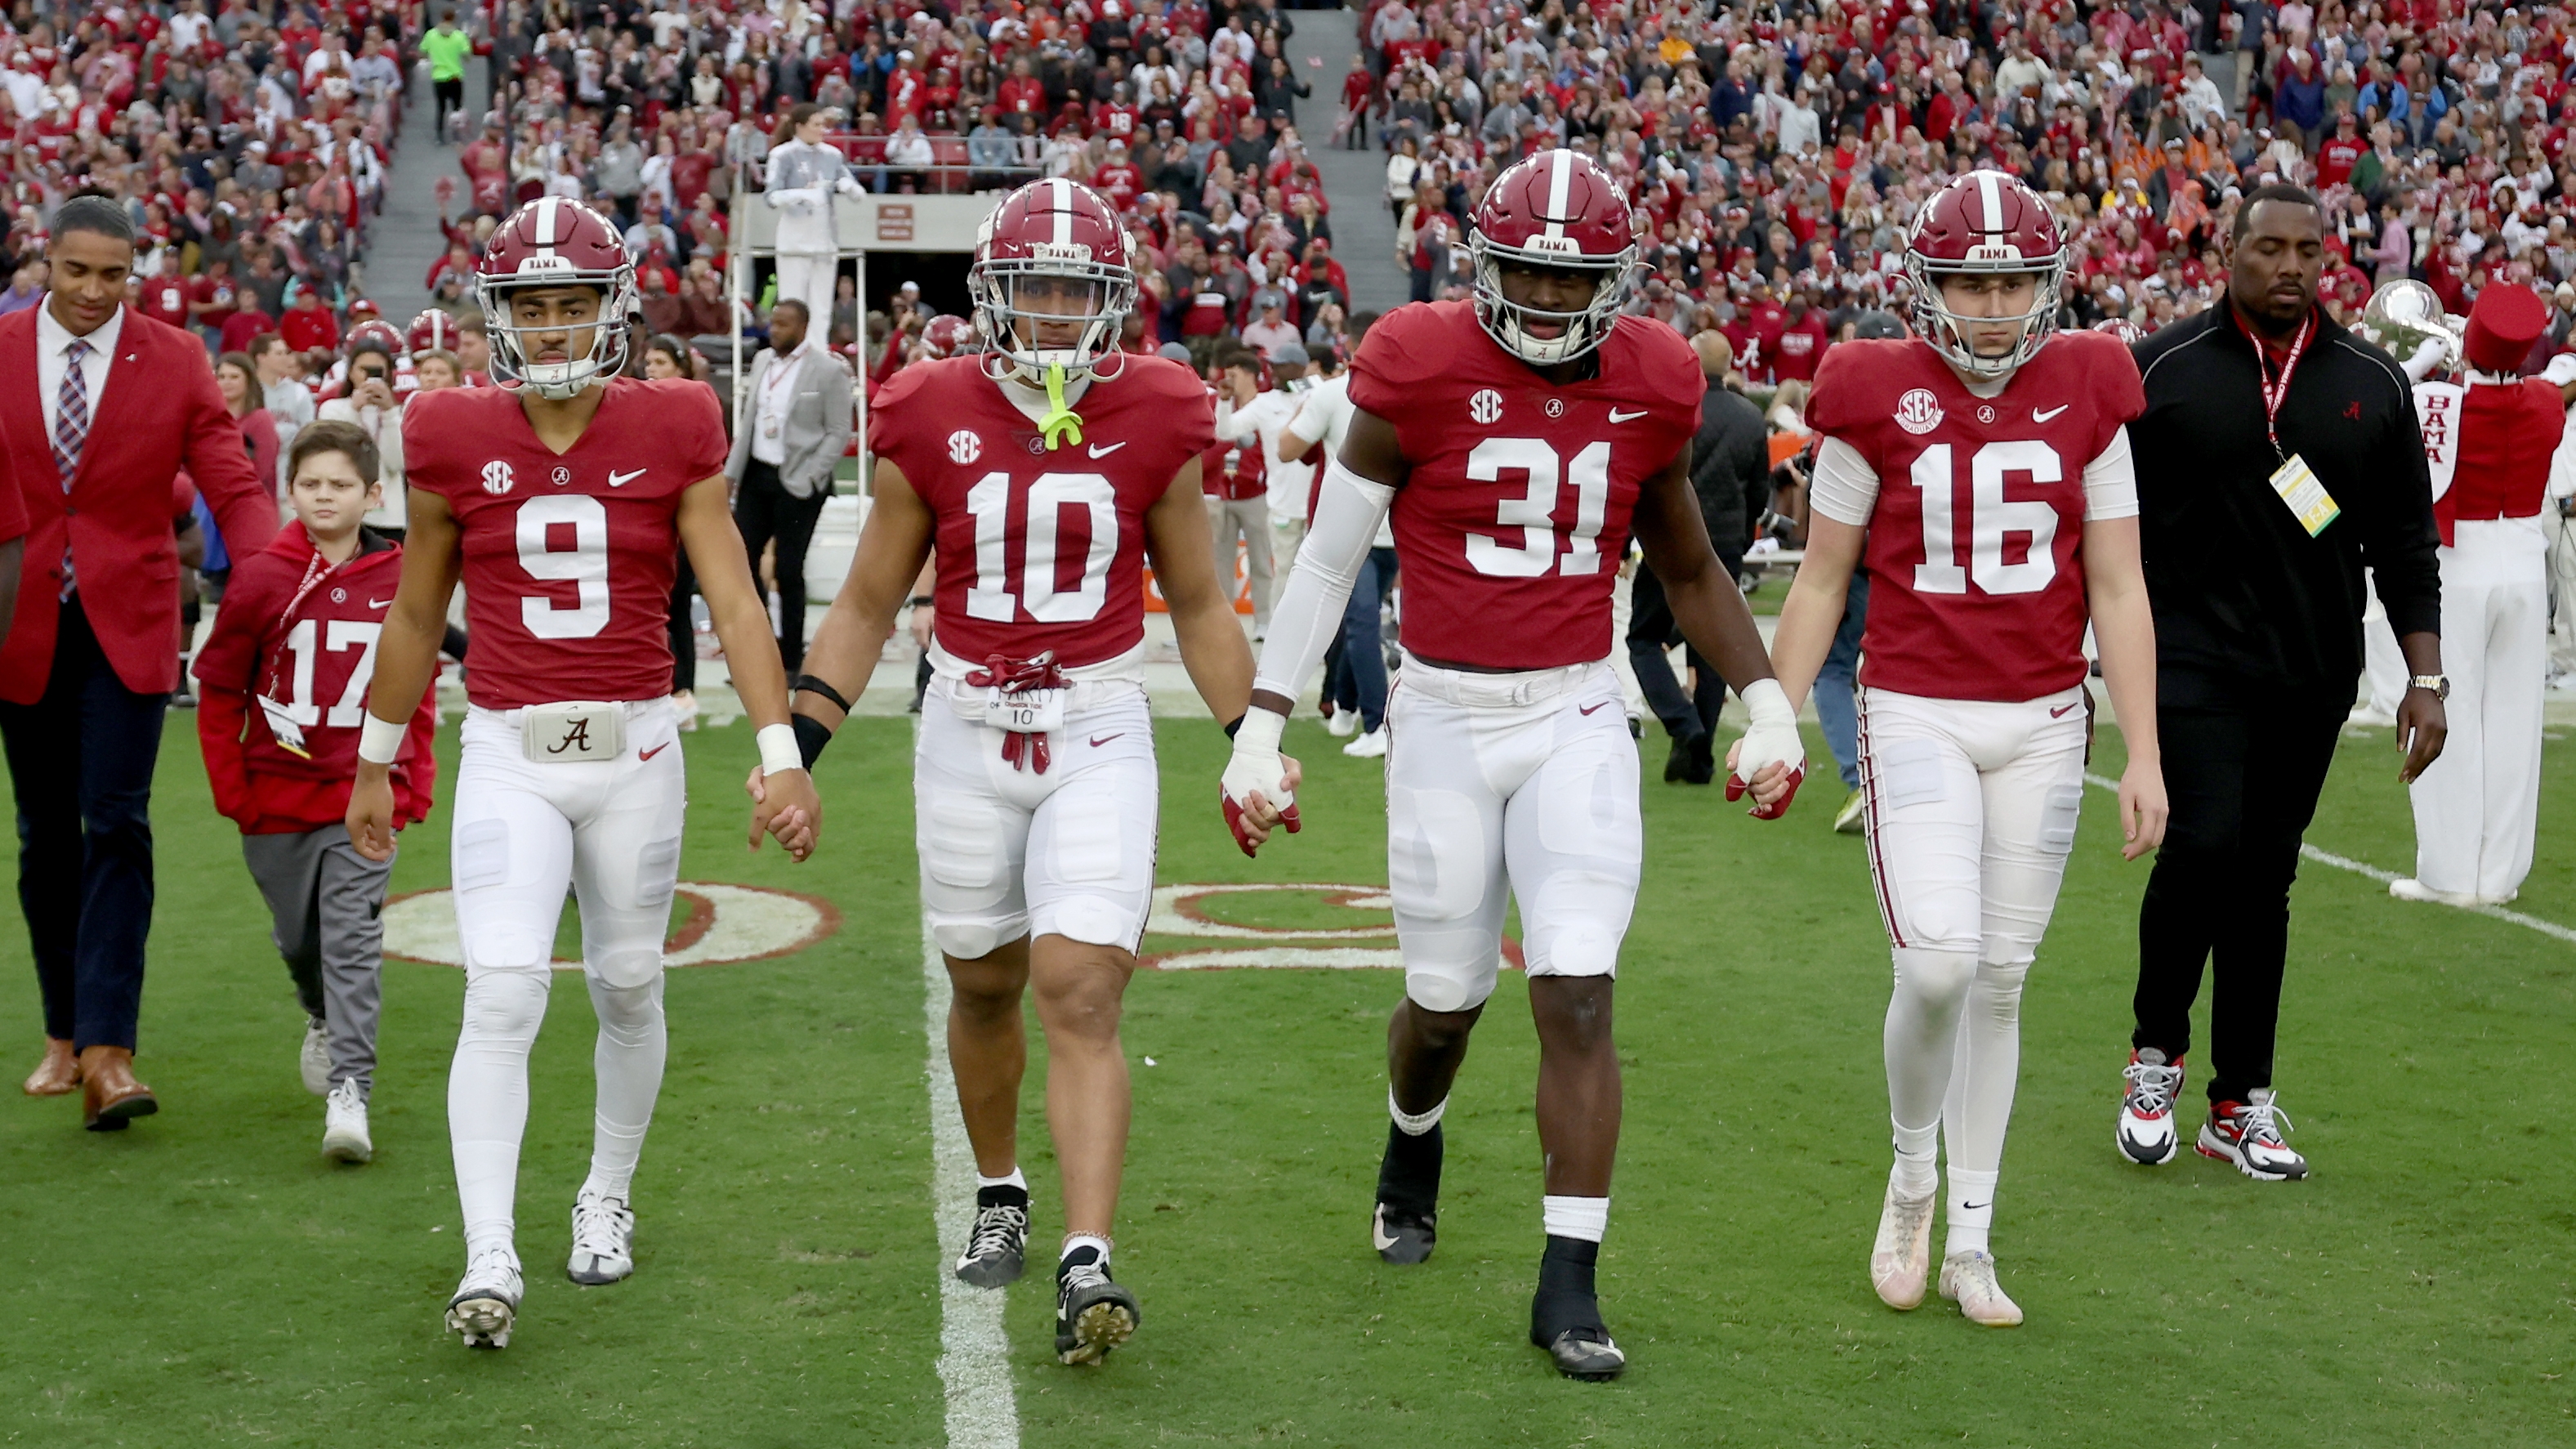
[1531,1236,1625,1381]
[1055,1254,1140,1365]
[1373,1117,1444,1264]
[1372,1202,1437,1265]
[954,1186,1029,1288]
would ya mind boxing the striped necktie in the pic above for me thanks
[55,337,91,599]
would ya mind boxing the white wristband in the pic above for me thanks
[1740,677,1795,726]
[356,712,406,765]
[1232,706,1285,754]
[757,722,806,776]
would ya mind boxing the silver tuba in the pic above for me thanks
[2357,279,2466,369]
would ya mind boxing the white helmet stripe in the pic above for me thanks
[534,195,561,246]
[1050,177,1073,247]
[1543,150,1573,239]
[1975,170,2003,236]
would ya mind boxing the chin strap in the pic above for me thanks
[1036,363,1085,449]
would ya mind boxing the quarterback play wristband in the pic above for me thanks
[757,723,806,776]
[356,712,407,766]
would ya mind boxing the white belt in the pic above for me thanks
[925,672,1143,721]
[1396,653,1610,708]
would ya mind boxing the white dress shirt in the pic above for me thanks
[751,341,809,467]
[35,299,123,466]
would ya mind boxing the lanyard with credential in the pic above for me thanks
[2248,311,2315,463]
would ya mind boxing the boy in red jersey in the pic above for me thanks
[195,420,437,1166]
[1221,150,1802,1380]
[1766,170,2168,1327]
[784,178,1268,1367]
[346,198,820,1351]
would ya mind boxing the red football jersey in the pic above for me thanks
[192,523,438,832]
[873,355,1214,669]
[1347,303,1702,671]
[404,378,729,709]
[1807,330,2145,702]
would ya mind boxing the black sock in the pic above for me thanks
[975,1183,1029,1212]
[1376,1120,1444,1217]
[1531,1237,1605,1343]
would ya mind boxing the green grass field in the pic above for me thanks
[4,713,2574,1447]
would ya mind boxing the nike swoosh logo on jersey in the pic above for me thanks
[639,742,672,761]
[1608,408,1650,423]
[1089,732,1123,747]
[2051,703,2081,718]
[367,597,394,609]
[1578,700,1613,715]
[2033,405,2071,423]
[608,467,648,487]
[1088,441,1127,458]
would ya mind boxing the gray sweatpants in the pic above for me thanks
[241,825,395,1097]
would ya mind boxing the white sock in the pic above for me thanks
[1945,1168,1998,1259]
[977,1168,1028,1192]
[582,975,667,1201]
[1891,1117,1940,1197]
[1540,1194,1609,1244]
[1884,947,1978,1138]
[1060,1232,1112,1266]
[1390,1088,1447,1136]
[1940,959,2029,1174]
[449,968,551,1259]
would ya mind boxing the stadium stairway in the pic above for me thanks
[1284,7,1410,315]
[361,60,490,323]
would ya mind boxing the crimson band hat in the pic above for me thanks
[2464,281,2547,373]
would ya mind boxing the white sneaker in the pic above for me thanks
[2197,1089,2309,1181]
[446,1246,524,1348]
[1325,708,1360,738]
[321,1080,372,1164]
[568,1184,636,1285]
[1869,1172,1936,1310]
[2345,704,2396,727]
[2390,878,2478,906]
[672,689,699,732]
[1342,727,1388,758]
[1938,1251,2024,1326]
[2117,1049,2185,1165]
[300,1018,330,1096]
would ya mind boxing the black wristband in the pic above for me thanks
[792,713,835,770]
[908,595,934,607]
[1223,714,1245,740]
[792,673,855,713]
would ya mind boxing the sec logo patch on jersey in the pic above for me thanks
[1895,388,1944,436]
[949,429,982,464]
[480,459,516,494]
[1470,388,1504,425]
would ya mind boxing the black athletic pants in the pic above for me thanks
[2131,673,2348,1107]
[1625,556,1741,743]
[433,77,464,136]
[733,458,828,673]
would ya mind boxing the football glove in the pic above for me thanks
[1725,678,1807,821]
[1219,708,1301,856]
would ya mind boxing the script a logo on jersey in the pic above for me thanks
[1469,388,1505,426]
[949,429,983,465]
[480,459,516,495]
[1895,387,1945,436]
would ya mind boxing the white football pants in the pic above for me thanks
[1857,686,2086,1194]
[2409,517,2547,901]
[448,700,687,1259]
[1386,657,1640,1013]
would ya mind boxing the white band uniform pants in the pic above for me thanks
[2409,516,2547,901]
[1384,657,1641,1014]
[774,251,838,334]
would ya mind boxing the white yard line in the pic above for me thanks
[922,924,1021,1447]
[2082,772,2576,946]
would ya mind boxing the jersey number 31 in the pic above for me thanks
[1466,437,1612,578]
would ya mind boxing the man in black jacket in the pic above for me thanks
[1628,332,1769,783]
[2115,184,2447,1183]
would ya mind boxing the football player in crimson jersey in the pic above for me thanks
[345,197,822,1351]
[1762,169,2168,1328]
[1220,149,1803,1381]
[780,177,1270,1366]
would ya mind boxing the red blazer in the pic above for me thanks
[0,304,279,704]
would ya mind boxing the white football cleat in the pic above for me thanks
[446,1246,524,1348]
[300,1018,331,1096]
[1342,727,1388,758]
[1869,1172,1936,1310]
[2389,878,2477,906]
[321,1080,372,1164]
[1939,1251,2024,1326]
[567,1184,636,1285]
[1325,708,1360,738]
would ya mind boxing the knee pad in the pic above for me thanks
[1890,947,1979,1014]
[931,915,1015,962]
[587,942,664,991]
[587,976,666,1045]
[1034,893,1139,952]
[1404,968,1492,1015]
[1520,869,1635,979]
[462,968,551,1040]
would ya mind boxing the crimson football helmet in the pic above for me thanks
[347,318,405,356]
[2092,316,2146,345]
[408,307,461,356]
[919,313,975,359]
[967,177,1135,381]
[1467,149,1640,365]
[1903,169,2068,379]
[476,196,636,399]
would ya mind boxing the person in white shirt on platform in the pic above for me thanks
[723,298,853,672]
[1216,344,1315,596]
[763,103,864,330]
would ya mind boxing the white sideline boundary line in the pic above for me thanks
[922,925,1021,1447]
[2081,772,2576,946]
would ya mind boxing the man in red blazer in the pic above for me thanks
[0,195,279,1129]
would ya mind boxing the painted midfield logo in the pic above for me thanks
[949,429,983,464]
[1469,388,1504,426]
[480,459,516,494]
[1894,388,1944,436]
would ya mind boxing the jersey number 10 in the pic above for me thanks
[1908,440,2063,597]
[963,471,1117,624]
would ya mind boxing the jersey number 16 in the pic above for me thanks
[1909,440,2064,597]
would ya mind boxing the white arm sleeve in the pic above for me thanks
[1806,436,1881,525]
[2083,425,2140,521]
[1251,455,1396,704]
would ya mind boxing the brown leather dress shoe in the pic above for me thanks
[78,1046,157,1130]
[23,1038,80,1096]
